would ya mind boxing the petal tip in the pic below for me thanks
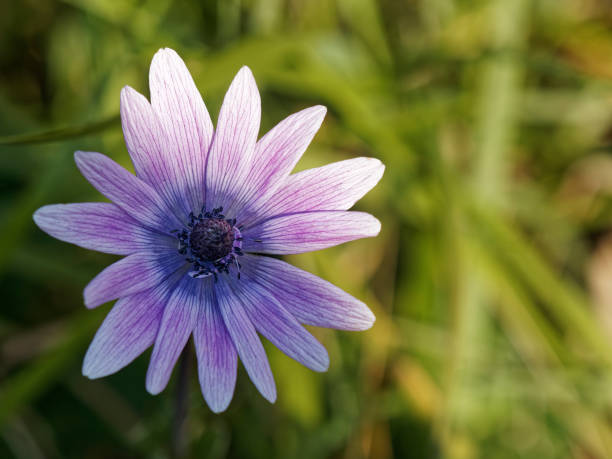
[146,385,163,396]
[208,399,231,414]
[253,376,277,404]
[376,161,386,179]
[263,390,277,404]
[82,354,106,379]
[307,105,327,127]
[120,85,140,102]
[145,375,164,395]
[153,47,180,61]
[32,206,47,227]
[81,363,96,379]
[82,285,100,309]
[238,65,254,76]
[370,216,382,236]
[201,383,235,414]
[73,150,85,162]
[364,156,385,176]
[316,354,331,373]
[233,66,258,90]
[73,150,99,167]
[370,156,384,167]
[150,48,189,82]
[313,104,327,116]
[362,309,376,330]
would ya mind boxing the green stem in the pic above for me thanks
[171,344,192,459]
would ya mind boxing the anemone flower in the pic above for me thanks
[33,48,384,413]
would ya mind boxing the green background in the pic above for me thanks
[2,0,612,457]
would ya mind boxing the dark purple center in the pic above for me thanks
[189,218,235,262]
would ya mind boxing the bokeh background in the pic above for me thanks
[3,0,612,457]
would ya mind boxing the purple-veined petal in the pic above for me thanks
[74,151,181,231]
[242,211,381,254]
[149,48,214,213]
[205,67,261,212]
[244,157,384,227]
[233,278,329,372]
[120,86,188,216]
[83,250,185,309]
[82,285,170,378]
[232,105,326,217]
[193,279,237,413]
[241,255,375,331]
[33,203,162,255]
[215,278,276,403]
[146,275,200,395]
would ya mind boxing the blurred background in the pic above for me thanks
[3,0,612,457]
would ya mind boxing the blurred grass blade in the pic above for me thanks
[0,308,106,428]
[473,0,529,201]
[0,115,119,146]
[336,0,393,65]
[442,0,530,451]
[471,204,612,366]
[0,153,74,274]
[466,233,564,364]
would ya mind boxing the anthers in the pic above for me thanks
[172,206,243,281]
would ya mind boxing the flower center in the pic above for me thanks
[174,206,243,280]
[189,219,234,262]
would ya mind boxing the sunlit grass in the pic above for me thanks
[2,0,612,457]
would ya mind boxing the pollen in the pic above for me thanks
[189,219,235,261]
[174,206,243,280]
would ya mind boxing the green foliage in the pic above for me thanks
[2,0,612,457]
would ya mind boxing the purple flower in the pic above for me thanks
[33,48,384,412]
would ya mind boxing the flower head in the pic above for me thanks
[33,48,384,412]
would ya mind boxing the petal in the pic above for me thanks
[232,105,326,217]
[193,279,237,413]
[82,285,169,378]
[205,67,261,212]
[146,275,200,395]
[242,211,381,254]
[120,86,189,215]
[241,255,375,331]
[244,157,384,227]
[74,151,181,231]
[234,278,329,372]
[33,203,161,255]
[149,48,214,212]
[83,250,185,309]
[215,278,276,403]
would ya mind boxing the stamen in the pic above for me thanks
[173,206,242,280]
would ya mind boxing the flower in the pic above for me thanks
[33,48,384,412]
